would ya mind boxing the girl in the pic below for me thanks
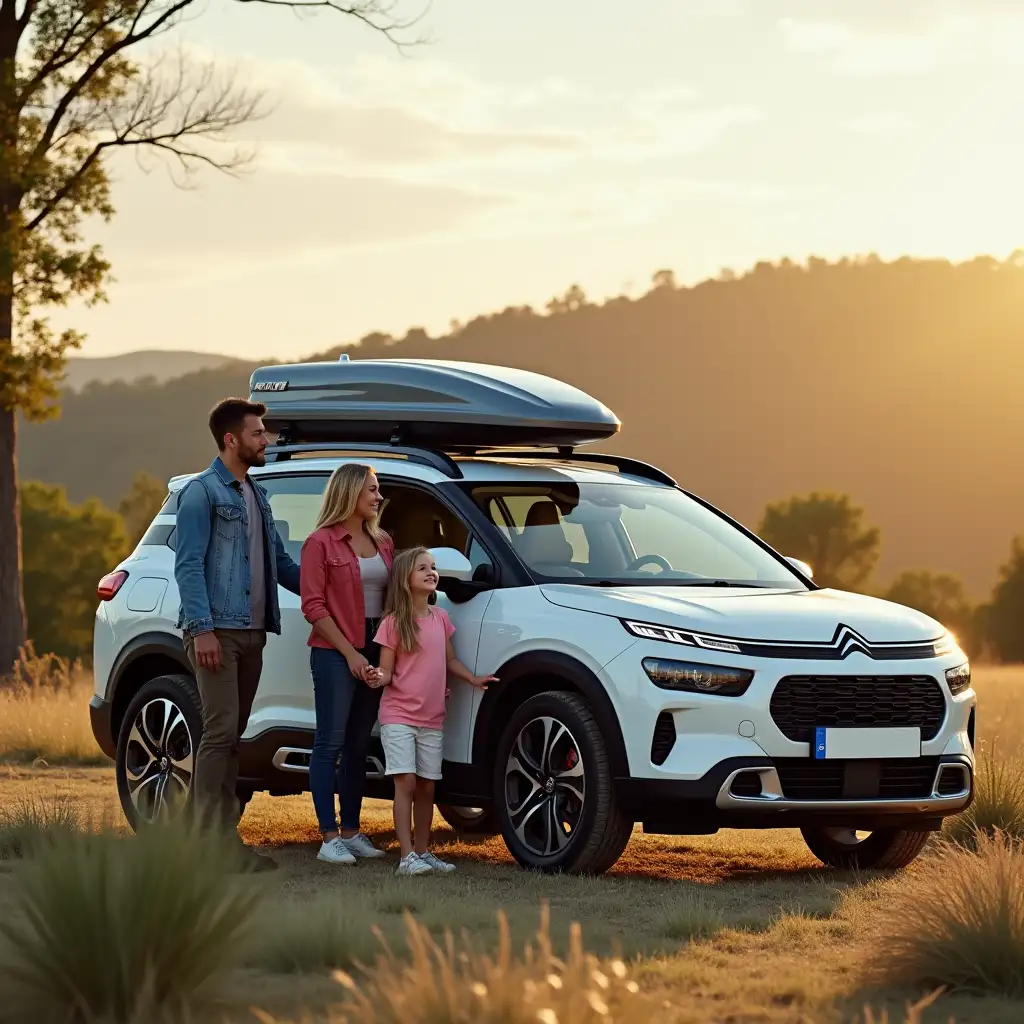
[300,464,394,865]
[374,547,496,876]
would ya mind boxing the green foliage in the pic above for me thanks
[884,570,977,653]
[21,480,128,659]
[986,538,1024,662]
[118,471,167,549]
[0,821,264,1023]
[758,492,881,591]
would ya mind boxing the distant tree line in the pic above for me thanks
[16,477,1024,663]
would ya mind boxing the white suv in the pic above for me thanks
[90,359,975,874]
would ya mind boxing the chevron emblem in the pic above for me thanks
[832,624,870,658]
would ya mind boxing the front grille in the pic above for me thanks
[650,712,676,766]
[770,675,945,743]
[774,757,939,800]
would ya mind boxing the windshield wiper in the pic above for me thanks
[674,580,766,588]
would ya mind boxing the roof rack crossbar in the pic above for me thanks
[462,449,677,487]
[264,442,463,479]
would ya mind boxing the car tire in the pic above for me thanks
[115,673,203,830]
[494,690,633,875]
[436,804,499,836]
[800,826,931,870]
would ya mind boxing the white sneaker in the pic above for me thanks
[419,850,456,874]
[341,832,386,859]
[395,852,433,876]
[317,837,356,865]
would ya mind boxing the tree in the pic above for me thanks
[884,569,977,653]
[118,470,165,548]
[546,284,587,315]
[985,537,1024,662]
[21,479,127,659]
[0,0,418,671]
[758,492,881,591]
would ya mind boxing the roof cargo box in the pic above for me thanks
[249,358,620,449]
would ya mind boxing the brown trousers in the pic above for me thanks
[184,628,266,830]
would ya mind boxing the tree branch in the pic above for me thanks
[232,0,430,48]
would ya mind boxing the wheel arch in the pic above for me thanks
[472,650,629,779]
[109,632,193,746]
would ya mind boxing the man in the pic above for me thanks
[175,397,300,870]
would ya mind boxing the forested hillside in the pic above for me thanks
[21,254,1024,594]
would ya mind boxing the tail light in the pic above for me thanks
[97,570,129,601]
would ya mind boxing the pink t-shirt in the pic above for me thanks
[374,608,456,730]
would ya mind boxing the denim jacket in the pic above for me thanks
[174,457,300,636]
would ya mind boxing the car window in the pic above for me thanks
[258,474,329,561]
[471,482,803,589]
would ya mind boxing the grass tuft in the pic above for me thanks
[0,821,264,1022]
[245,899,380,974]
[655,890,725,942]
[254,903,647,1023]
[0,793,82,859]
[0,645,106,766]
[945,748,1024,848]
[871,831,1024,997]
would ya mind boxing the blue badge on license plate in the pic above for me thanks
[814,727,826,760]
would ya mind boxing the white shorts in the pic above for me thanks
[380,724,444,780]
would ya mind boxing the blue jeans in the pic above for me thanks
[308,630,382,835]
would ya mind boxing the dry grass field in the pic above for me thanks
[0,664,1021,1023]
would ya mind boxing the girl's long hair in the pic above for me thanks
[314,463,385,546]
[382,546,432,654]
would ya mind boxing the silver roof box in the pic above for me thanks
[249,358,620,449]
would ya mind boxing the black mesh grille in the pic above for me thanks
[769,675,945,743]
[936,766,968,796]
[731,771,763,797]
[650,712,676,766]
[773,757,939,800]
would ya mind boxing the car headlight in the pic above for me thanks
[933,632,958,656]
[945,663,971,696]
[622,619,741,653]
[642,658,754,696]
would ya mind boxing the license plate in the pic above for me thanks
[813,726,921,760]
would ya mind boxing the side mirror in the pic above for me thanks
[430,547,473,582]
[786,556,813,579]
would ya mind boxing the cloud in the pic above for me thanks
[845,111,917,135]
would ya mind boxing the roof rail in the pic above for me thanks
[263,441,463,479]
[457,449,677,487]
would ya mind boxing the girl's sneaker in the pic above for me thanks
[419,851,456,874]
[317,837,356,865]
[342,833,386,859]
[395,852,433,876]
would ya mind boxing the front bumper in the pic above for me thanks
[89,694,117,759]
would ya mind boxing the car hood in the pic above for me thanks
[539,585,945,644]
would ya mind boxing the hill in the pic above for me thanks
[19,254,1024,596]
[64,350,247,390]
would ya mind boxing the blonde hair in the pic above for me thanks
[382,546,433,654]
[314,463,385,546]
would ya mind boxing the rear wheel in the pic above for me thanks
[115,674,202,830]
[495,690,633,875]
[436,804,499,835]
[801,826,931,870]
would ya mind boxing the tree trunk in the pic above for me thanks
[0,398,25,673]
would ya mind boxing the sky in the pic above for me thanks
[57,0,1024,360]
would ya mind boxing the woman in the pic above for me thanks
[300,463,394,864]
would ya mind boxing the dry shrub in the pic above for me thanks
[945,747,1024,848]
[853,989,947,1023]
[0,644,105,765]
[254,905,646,1024]
[0,821,263,1023]
[871,831,1024,997]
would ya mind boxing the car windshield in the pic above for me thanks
[471,481,805,588]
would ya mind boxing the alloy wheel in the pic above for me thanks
[124,697,194,823]
[504,715,585,858]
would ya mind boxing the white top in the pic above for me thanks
[358,552,389,619]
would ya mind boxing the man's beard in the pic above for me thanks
[239,446,266,468]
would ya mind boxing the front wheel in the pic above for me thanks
[495,690,633,875]
[801,826,931,870]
